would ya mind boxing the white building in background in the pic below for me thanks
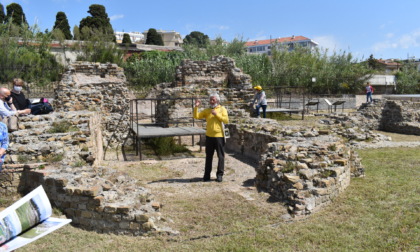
[115,31,144,43]
[365,74,396,94]
[245,35,318,55]
[142,30,183,47]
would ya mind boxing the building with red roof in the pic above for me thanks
[244,35,318,55]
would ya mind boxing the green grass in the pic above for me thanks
[47,121,79,133]
[3,147,419,251]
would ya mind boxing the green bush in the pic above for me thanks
[144,137,189,156]
[0,23,63,84]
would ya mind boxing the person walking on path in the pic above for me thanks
[251,85,267,118]
[193,93,229,182]
[366,82,374,103]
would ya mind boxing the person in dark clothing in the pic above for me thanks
[10,78,31,111]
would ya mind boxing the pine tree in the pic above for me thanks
[0,4,5,24]
[183,31,210,48]
[53,11,72,40]
[79,4,114,41]
[5,3,27,26]
[122,33,132,44]
[145,28,164,46]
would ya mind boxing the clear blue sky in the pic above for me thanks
[1,0,419,61]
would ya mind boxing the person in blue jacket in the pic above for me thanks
[0,122,9,172]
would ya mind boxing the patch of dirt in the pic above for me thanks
[106,146,290,220]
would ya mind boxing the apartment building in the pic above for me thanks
[245,35,318,55]
[115,31,144,43]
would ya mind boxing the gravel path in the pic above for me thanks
[144,151,260,201]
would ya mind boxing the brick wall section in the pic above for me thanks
[53,61,135,145]
[0,62,177,235]
[334,99,420,135]
[20,167,170,235]
[174,55,252,89]
[0,111,175,235]
[224,118,363,217]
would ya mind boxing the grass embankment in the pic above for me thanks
[3,147,419,251]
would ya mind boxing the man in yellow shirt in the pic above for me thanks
[194,93,229,182]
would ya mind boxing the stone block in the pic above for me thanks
[93,196,104,206]
[81,211,92,218]
[135,214,150,223]
[151,202,161,210]
[142,221,156,231]
[334,159,348,166]
[104,206,117,214]
[283,174,300,183]
[119,221,130,229]
[313,188,329,196]
[83,185,101,197]
[116,206,130,214]
[293,182,304,190]
[129,222,141,230]
[73,188,83,195]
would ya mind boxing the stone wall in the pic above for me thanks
[9,111,102,167]
[145,85,254,126]
[53,62,135,145]
[0,62,177,236]
[174,55,252,89]
[224,118,363,217]
[0,111,175,235]
[20,165,171,235]
[334,99,420,135]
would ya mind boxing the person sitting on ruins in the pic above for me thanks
[0,87,31,131]
[11,78,31,111]
[0,122,9,172]
[194,93,229,182]
[251,85,267,118]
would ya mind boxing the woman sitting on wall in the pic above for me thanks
[11,78,31,111]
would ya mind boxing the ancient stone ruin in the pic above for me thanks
[1,62,176,236]
[174,55,252,89]
[146,56,366,217]
[1,56,418,236]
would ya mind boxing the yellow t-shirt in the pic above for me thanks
[194,105,229,137]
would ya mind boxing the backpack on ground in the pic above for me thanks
[31,98,54,115]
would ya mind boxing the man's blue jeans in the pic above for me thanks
[256,104,267,118]
[366,92,373,103]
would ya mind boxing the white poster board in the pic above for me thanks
[0,186,71,252]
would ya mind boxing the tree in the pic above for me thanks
[5,3,27,26]
[73,25,80,40]
[0,24,62,84]
[53,11,72,40]
[145,28,164,45]
[0,4,5,24]
[79,4,114,41]
[395,63,420,94]
[183,31,210,48]
[122,33,132,44]
[367,54,384,71]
